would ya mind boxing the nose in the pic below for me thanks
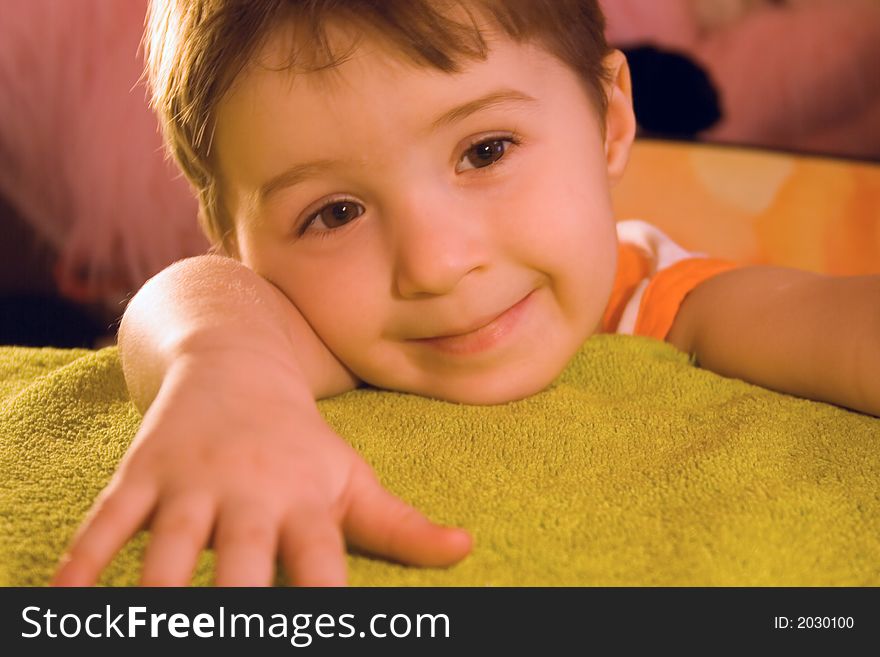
[389,192,491,299]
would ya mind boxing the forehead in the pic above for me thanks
[214,18,597,191]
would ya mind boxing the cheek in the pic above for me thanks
[497,162,616,274]
[496,162,617,329]
[238,227,386,351]
[283,249,386,351]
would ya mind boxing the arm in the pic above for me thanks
[54,255,470,587]
[119,254,359,412]
[666,266,880,417]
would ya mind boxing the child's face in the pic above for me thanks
[215,22,634,404]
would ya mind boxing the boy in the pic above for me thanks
[54,0,879,587]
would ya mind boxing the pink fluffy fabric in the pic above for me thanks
[602,0,880,157]
[0,0,207,306]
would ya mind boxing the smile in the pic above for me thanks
[411,290,535,356]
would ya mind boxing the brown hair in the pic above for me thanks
[144,0,612,253]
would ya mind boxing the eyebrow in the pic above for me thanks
[257,88,537,203]
[429,88,537,132]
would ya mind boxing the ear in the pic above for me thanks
[602,50,637,186]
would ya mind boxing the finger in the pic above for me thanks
[140,493,216,586]
[53,480,158,586]
[279,508,347,587]
[343,468,472,567]
[212,502,279,586]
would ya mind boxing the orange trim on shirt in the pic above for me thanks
[634,257,740,340]
[601,243,652,334]
[601,242,739,340]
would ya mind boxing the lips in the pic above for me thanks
[410,290,535,356]
[426,302,522,339]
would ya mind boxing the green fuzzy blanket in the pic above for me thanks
[1,336,878,586]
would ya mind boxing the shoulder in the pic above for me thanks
[605,220,738,340]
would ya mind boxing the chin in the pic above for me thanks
[423,357,571,406]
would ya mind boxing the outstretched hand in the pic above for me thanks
[52,353,471,586]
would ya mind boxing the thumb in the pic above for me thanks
[342,466,472,567]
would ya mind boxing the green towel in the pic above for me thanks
[1,335,878,586]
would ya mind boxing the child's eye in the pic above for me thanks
[456,135,519,173]
[297,134,519,238]
[299,199,364,237]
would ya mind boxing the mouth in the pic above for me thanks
[410,290,536,356]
